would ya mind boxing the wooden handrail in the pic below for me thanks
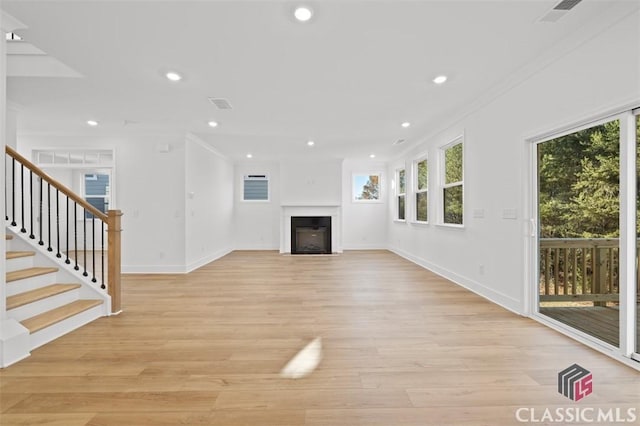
[5,145,107,221]
[540,238,640,249]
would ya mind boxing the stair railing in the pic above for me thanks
[4,146,121,313]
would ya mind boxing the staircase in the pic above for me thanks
[5,232,106,350]
[3,145,122,361]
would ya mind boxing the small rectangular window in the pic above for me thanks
[83,172,110,218]
[441,140,463,225]
[396,168,406,221]
[243,175,269,201]
[352,173,381,202]
[414,157,428,222]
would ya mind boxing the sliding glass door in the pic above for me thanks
[534,109,640,361]
[537,118,622,346]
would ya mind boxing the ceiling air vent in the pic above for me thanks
[208,97,233,110]
[538,0,582,23]
[5,32,22,41]
[393,139,405,146]
[553,0,582,11]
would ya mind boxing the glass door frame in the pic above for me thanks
[630,108,640,361]
[527,104,638,365]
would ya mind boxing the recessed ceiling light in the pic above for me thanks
[294,6,313,22]
[87,120,98,126]
[166,71,182,82]
[246,153,253,159]
[401,122,411,128]
[208,121,218,128]
[307,140,315,146]
[370,154,376,158]
[433,75,448,85]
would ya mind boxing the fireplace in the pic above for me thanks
[291,216,331,254]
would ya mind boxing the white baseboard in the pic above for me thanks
[123,247,233,274]
[186,247,233,273]
[234,244,279,250]
[342,244,387,250]
[389,246,523,316]
[121,265,186,274]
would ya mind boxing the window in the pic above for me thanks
[441,140,463,225]
[414,157,428,222]
[34,149,114,166]
[243,174,269,201]
[396,168,406,221]
[352,173,381,202]
[83,172,110,218]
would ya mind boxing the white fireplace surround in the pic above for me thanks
[280,204,342,254]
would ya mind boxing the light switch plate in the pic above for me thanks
[502,208,518,219]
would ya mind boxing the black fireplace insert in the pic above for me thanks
[291,216,331,254]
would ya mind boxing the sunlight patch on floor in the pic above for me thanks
[280,337,322,379]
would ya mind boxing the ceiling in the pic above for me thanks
[1,0,634,161]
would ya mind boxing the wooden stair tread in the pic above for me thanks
[6,267,59,283]
[6,251,35,260]
[20,300,103,333]
[7,284,81,310]
[5,234,13,240]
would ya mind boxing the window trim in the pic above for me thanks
[412,154,429,224]
[395,167,406,222]
[242,173,271,202]
[351,172,383,203]
[439,137,464,227]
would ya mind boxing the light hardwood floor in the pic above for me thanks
[1,250,638,425]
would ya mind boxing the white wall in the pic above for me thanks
[185,135,234,270]
[0,27,7,316]
[342,160,388,249]
[388,10,640,314]
[280,159,342,205]
[233,158,390,251]
[5,107,16,149]
[233,160,280,250]
[17,133,188,272]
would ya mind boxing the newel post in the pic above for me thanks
[107,210,123,313]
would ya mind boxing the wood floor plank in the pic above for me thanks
[85,412,214,426]
[0,250,638,426]
[211,409,305,425]
[0,413,94,426]
[5,391,219,414]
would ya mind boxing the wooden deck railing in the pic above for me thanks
[4,146,121,313]
[539,238,640,303]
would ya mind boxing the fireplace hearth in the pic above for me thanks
[291,216,331,254]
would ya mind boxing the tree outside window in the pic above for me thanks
[442,142,463,225]
[397,168,406,220]
[415,157,428,222]
[352,173,381,202]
